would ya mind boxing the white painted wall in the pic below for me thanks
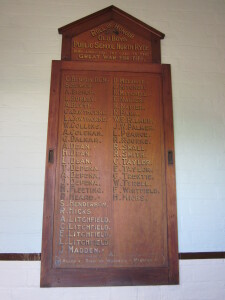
[0,0,225,298]
[0,260,225,299]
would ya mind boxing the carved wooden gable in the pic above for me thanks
[58,6,164,63]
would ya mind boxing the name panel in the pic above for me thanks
[52,69,167,269]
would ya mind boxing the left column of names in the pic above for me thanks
[53,72,113,268]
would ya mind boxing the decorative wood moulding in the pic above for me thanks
[40,6,179,287]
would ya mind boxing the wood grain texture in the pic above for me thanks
[41,5,180,288]
[40,61,179,286]
[61,36,71,60]
[40,61,62,287]
[162,64,179,284]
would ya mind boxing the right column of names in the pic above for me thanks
[113,76,158,201]
[112,74,166,267]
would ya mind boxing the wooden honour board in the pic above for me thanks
[41,7,178,287]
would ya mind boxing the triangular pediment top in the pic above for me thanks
[58,5,165,40]
[58,6,164,63]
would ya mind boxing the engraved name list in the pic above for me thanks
[53,71,167,269]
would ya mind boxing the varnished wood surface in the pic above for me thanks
[40,61,62,286]
[41,6,178,288]
[162,65,179,284]
[40,61,179,286]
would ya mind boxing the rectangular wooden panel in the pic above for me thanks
[41,61,178,286]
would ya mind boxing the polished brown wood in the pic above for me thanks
[41,61,61,286]
[58,6,164,63]
[41,61,179,286]
[162,65,179,284]
[41,7,178,287]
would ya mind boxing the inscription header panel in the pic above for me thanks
[71,21,152,63]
